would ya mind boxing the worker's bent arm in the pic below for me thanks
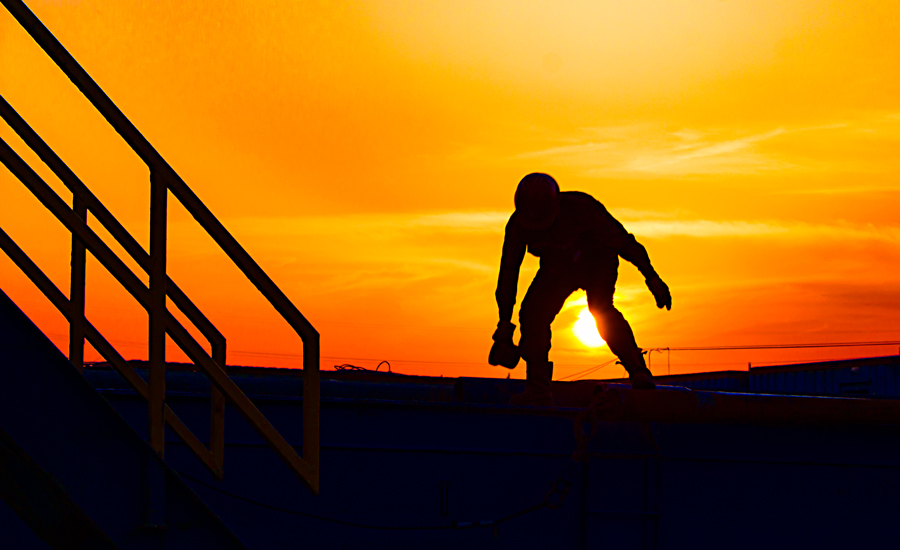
[496,216,526,323]
[618,234,658,281]
[593,203,658,280]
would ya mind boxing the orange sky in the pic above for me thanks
[1,0,899,379]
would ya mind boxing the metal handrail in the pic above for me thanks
[0,135,317,491]
[0,0,319,493]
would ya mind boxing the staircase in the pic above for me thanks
[0,0,320,547]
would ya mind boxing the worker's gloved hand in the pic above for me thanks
[646,276,672,310]
[489,321,520,369]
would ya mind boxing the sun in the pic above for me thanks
[572,307,606,348]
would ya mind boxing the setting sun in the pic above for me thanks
[572,307,606,348]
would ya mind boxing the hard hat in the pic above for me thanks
[514,173,560,230]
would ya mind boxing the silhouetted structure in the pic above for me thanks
[490,173,671,405]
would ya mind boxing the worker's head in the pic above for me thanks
[514,173,560,230]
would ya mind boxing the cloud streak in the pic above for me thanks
[515,125,792,175]
[625,219,787,238]
[229,211,510,237]
[622,218,900,242]
[621,129,788,174]
[511,122,886,176]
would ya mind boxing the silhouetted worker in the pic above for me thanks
[489,173,671,406]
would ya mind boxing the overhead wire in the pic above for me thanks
[557,358,619,381]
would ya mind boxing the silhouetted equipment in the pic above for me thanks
[495,174,669,402]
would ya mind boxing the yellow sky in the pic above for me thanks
[1,0,899,378]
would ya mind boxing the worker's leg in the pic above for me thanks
[586,276,655,389]
[518,267,575,363]
[512,268,575,405]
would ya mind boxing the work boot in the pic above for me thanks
[510,361,555,406]
[618,348,656,390]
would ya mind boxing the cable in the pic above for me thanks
[557,358,618,381]
[333,361,393,373]
[375,360,391,373]
[333,364,367,371]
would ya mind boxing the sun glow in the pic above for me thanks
[572,307,606,348]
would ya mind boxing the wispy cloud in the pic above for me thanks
[230,211,510,237]
[514,125,793,175]
[776,185,900,196]
[608,208,681,220]
[516,141,614,160]
[511,123,879,176]
[621,218,900,242]
[217,213,507,291]
[625,220,787,238]
[621,129,788,174]
[411,211,509,230]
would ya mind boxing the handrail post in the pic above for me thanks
[148,171,166,458]
[68,195,86,371]
[303,337,320,489]
[210,341,226,477]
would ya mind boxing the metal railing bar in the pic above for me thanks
[0,138,315,491]
[148,171,167,457]
[68,194,86,370]
[0,1,163,170]
[0,95,225,351]
[210,347,226,472]
[0,227,222,479]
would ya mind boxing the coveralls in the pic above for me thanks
[495,191,658,365]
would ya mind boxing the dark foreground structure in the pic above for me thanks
[2,1,900,547]
[3,290,900,549]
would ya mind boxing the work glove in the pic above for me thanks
[646,276,672,311]
[488,320,520,369]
